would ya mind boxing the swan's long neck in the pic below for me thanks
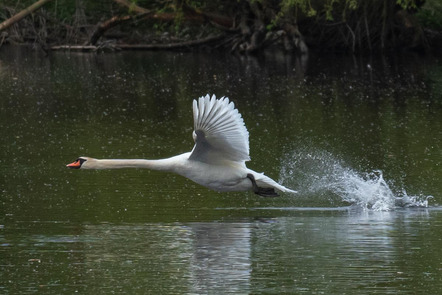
[94,159,168,170]
[85,154,188,172]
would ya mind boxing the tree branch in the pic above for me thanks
[0,0,53,32]
[89,12,150,45]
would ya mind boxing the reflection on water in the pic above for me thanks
[79,222,251,293]
[0,47,442,293]
[1,209,441,294]
[188,223,251,294]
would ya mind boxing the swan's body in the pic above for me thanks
[67,95,296,196]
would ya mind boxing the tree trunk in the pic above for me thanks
[0,0,53,32]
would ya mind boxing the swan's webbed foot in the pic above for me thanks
[255,187,280,197]
[247,173,279,198]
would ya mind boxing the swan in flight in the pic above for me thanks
[67,94,296,197]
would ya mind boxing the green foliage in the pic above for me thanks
[276,0,361,23]
[347,0,357,9]
[396,0,419,10]
[280,0,317,17]
[416,0,442,30]
[324,0,339,21]
[261,0,362,31]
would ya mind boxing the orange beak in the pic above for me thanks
[66,160,81,169]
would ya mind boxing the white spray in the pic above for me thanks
[279,149,432,211]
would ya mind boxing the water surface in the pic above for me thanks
[1,48,441,293]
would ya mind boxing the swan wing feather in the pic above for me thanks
[189,94,250,163]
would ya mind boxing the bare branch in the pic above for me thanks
[0,0,53,32]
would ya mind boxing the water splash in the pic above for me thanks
[280,149,432,211]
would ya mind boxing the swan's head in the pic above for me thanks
[66,157,95,169]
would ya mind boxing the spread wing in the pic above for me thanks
[189,94,250,164]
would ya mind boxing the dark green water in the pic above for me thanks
[1,47,441,293]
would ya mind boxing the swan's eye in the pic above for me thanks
[77,158,87,165]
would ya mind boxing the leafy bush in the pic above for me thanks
[416,0,442,30]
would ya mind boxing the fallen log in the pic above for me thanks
[50,45,101,51]
[51,34,226,51]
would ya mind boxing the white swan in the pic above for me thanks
[67,94,296,197]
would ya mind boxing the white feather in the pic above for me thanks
[190,94,250,163]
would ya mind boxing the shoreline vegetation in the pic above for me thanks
[0,0,441,54]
